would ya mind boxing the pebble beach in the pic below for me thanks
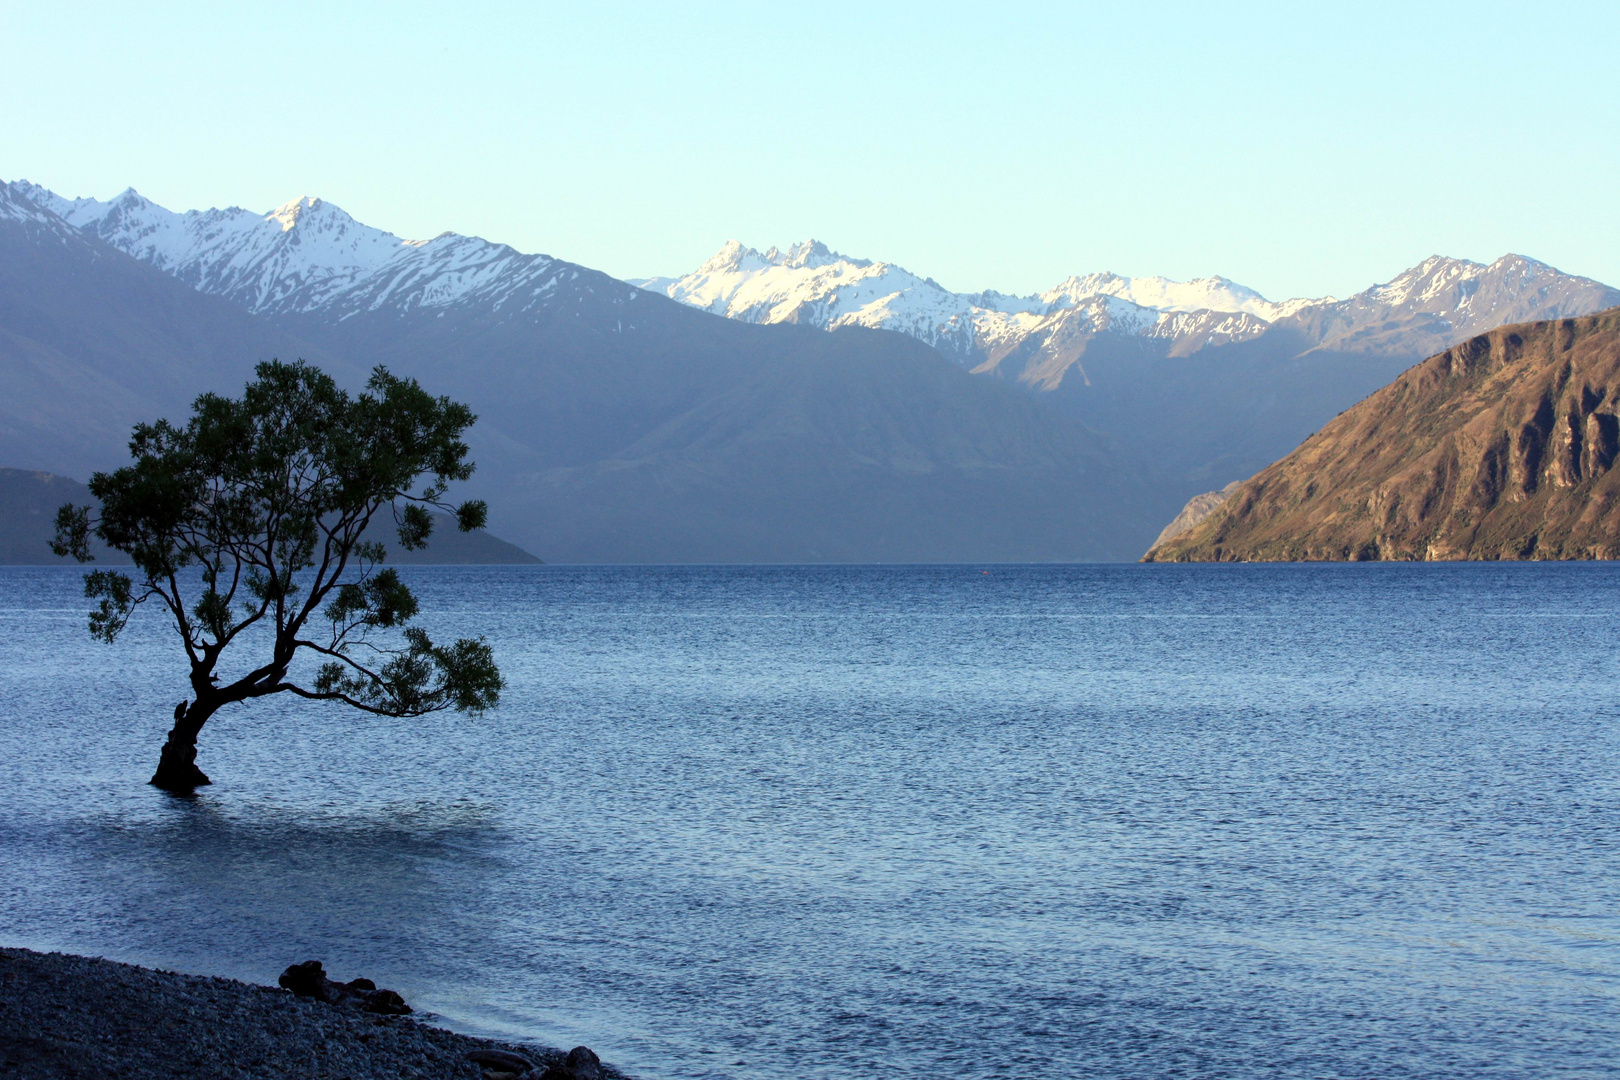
[0,948,625,1080]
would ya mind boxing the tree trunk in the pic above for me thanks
[150,699,215,792]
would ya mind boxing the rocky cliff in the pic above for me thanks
[1145,308,1620,561]
[1150,481,1243,551]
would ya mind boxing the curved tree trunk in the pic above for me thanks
[150,699,216,792]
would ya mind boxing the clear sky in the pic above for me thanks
[3,1,1615,301]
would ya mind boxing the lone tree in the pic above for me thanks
[53,360,503,792]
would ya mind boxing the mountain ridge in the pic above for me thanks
[639,238,1620,384]
[8,181,586,323]
[0,183,348,481]
[631,238,1316,366]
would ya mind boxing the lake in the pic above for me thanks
[1,563,1617,1078]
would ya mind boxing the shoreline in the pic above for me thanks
[0,947,630,1080]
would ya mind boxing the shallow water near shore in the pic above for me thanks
[1,562,1618,1078]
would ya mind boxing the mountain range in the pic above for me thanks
[4,178,1618,561]
[634,240,1318,362]
[640,241,1620,495]
[640,240,1618,372]
[1145,310,1620,561]
[0,182,1159,561]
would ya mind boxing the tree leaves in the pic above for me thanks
[455,499,488,532]
[323,567,418,630]
[312,629,500,716]
[50,505,92,562]
[396,503,434,551]
[83,569,136,644]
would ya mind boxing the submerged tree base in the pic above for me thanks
[150,703,211,792]
[149,762,211,793]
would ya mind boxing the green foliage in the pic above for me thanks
[323,567,418,629]
[455,499,488,532]
[83,569,135,644]
[53,359,503,721]
[51,505,91,562]
[396,503,434,550]
[314,629,499,715]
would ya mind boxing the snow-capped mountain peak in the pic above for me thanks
[268,195,326,231]
[763,239,862,271]
[9,184,438,314]
[1353,253,1611,324]
[641,239,1313,365]
[13,183,153,229]
[0,183,111,250]
[1290,252,1620,356]
[2,181,601,322]
[0,183,57,225]
[697,238,866,277]
[1038,271,1324,322]
[1364,254,1482,308]
[637,237,1615,386]
[654,238,949,337]
[697,239,773,276]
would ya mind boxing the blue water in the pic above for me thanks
[1,563,1618,1078]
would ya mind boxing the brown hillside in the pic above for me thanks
[1145,308,1620,561]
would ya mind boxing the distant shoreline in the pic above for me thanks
[0,947,623,1080]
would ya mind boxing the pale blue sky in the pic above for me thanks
[3,1,1615,300]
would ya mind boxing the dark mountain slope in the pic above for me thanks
[1145,308,1620,561]
[358,514,541,565]
[281,276,1166,562]
[0,187,347,481]
[1039,329,1422,493]
[0,470,127,564]
[0,469,538,565]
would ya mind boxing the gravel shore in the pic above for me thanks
[0,948,629,1080]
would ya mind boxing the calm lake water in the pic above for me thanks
[1,563,1617,1078]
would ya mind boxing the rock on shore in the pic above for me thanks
[0,947,624,1080]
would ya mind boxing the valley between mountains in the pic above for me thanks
[3,179,1617,562]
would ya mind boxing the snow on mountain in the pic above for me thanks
[10,183,417,314]
[11,179,1616,377]
[643,239,1620,377]
[637,239,1327,365]
[314,232,580,321]
[4,181,580,321]
[1037,272,1322,322]
[640,239,996,355]
[1292,254,1620,355]
[0,183,73,232]
[1363,254,1617,332]
[0,184,106,263]
[0,186,47,225]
